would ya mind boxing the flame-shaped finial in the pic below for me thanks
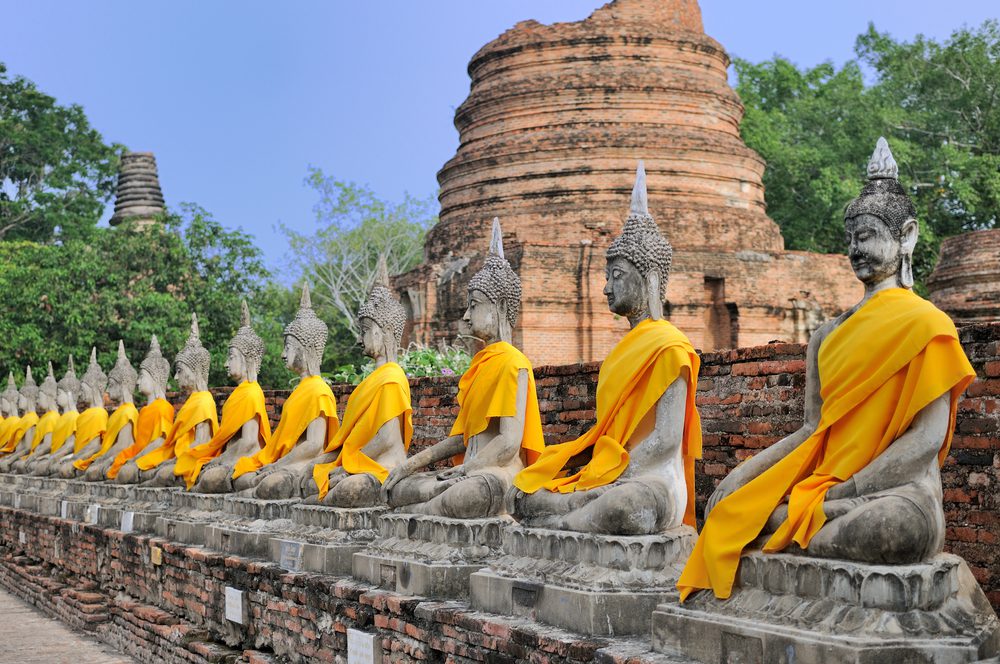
[373,254,391,291]
[630,160,649,216]
[24,365,33,383]
[190,312,201,340]
[488,217,505,260]
[117,339,127,359]
[47,361,54,378]
[240,299,251,327]
[149,335,161,355]
[867,136,899,181]
[300,283,313,309]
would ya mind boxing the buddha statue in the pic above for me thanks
[117,314,218,485]
[0,367,40,468]
[10,363,60,473]
[106,336,175,480]
[303,255,413,507]
[380,218,544,518]
[78,340,140,480]
[0,372,18,457]
[56,348,110,478]
[677,138,977,601]
[231,284,339,497]
[508,162,702,535]
[26,357,81,475]
[179,300,272,492]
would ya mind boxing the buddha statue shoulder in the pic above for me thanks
[678,138,976,601]
[28,357,82,475]
[507,162,702,535]
[183,300,271,492]
[10,363,60,473]
[0,367,41,469]
[79,340,140,480]
[303,254,413,507]
[380,218,545,519]
[56,350,109,478]
[0,373,19,459]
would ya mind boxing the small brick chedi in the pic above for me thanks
[396,0,860,365]
[109,151,166,228]
[928,229,1000,324]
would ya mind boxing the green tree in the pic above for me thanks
[283,168,437,367]
[0,62,122,242]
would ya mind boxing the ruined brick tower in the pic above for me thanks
[927,229,1000,324]
[109,152,165,228]
[396,0,860,364]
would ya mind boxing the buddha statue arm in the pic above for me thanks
[380,434,466,497]
[360,415,406,466]
[460,369,528,474]
[194,421,212,445]
[265,417,327,470]
[117,423,135,449]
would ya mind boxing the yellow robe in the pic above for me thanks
[106,399,175,480]
[49,410,80,454]
[447,341,545,467]
[73,407,110,454]
[72,402,139,471]
[2,412,40,454]
[136,392,218,471]
[514,319,703,526]
[174,382,272,489]
[312,362,412,499]
[26,410,60,455]
[0,416,12,453]
[232,375,338,479]
[677,288,975,601]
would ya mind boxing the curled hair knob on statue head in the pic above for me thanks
[357,253,407,348]
[467,217,523,331]
[81,347,108,395]
[108,339,138,391]
[175,313,212,383]
[39,362,58,403]
[20,365,38,403]
[230,299,265,365]
[1,372,18,413]
[285,283,329,359]
[140,335,171,390]
[58,355,81,402]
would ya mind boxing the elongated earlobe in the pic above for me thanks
[647,270,663,320]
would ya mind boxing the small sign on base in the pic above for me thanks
[120,511,135,534]
[13,493,21,509]
[18,529,26,545]
[278,539,304,572]
[347,628,382,664]
[86,504,100,525]
[225,586,245,624]
[150,545,163,566]
[60,500,69,519]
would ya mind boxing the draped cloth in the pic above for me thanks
[73,407,110,454]
[27,410,60,454]
[106,399,175,480]
[514,318,702,526]
[72,402,139,471]
[0,416,14,454]
[447,341,544,467]
[312,362,412,499]
[1,412,39,454]
[135,392,218,471]
[49,410,79,455]
[232,375,338,480]
[677,288,976,601]
[174,382,271,489]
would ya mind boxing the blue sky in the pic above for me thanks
[4,1,997,280]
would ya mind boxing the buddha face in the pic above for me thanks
[138,368,156,398]
[227,347,248,382]
[0,396,12,416]
[18,392,28,412]
[845,213,902,285]
[359,317,386,360]
[604,256,647,319]
[175,362,198,392]
[463,289,499,342]
[56,389,71,412]
[107,378,124,403]
[282,335,308,374]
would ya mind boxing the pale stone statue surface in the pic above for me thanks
[28,357,80,475]
[192,300,266,493]
[380,218,529,519]
[10,363,59,473]
[506,162,689,535]
[57,349,107,478]
[84,340,138,481]
[0,367,39,470]
[237,284,330,497]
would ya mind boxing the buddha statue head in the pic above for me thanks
[358,255,407,363]
[1,372,17,417]
[138,335,170,401]
[57,356,81,412]
[464,218,522,344]
[38,362,59,413]
[283,284,328,377]
[844,137,919,289]
[107,340,138,405]
[80,348,107,408]
[228,299,265,383]
[604,161,673,326]
[175,313,211,393]
[18,366,38,413]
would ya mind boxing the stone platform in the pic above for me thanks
[268,505,385,575]
[471,524,695,636]
[652,551,1000,664]
[203,496,299,559]
[154,492,229,545]
[353,513,509,599]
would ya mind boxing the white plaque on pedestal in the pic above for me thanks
[60,500,69,519]
[86,504,100,524]
[347,628,382,664]
[278,539,303,572]
[120,511,134,534]
[13,493,21,509]
[225,586,244,624]
[18,529,26,545]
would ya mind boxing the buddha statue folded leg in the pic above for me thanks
[320,471,381,508]
[390,470,507,519]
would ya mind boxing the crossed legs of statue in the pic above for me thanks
[300,469,382,508]
[388,471,507,519]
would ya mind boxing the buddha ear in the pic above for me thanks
[646,270,664,320]
[496,300,513,341]
[899,218,918,289]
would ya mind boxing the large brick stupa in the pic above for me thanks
[927,229,1000,324]
[395,0,860,364]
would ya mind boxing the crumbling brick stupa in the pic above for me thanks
[395,0,860,364]
[109,151,165,228]
[927,229,1000,324]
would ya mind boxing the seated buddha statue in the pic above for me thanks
[77,341,141,480]
[179,300,272,492]
[10,363,60,473]
[677,138,977,602]
[231,284,339,497]
[508,162,702,536]
[380,218,545,519]
[116,314,218,485]
[0,373,19,458]
[55,350,110,478]
[26,357,82,475]
[0,367,40,469]
[106,336,175,480]
[303,256,413,507]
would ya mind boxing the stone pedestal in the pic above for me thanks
[155,492,229,545]
[203,496,299,559]
[268,505,385,575]
[97,486,180,533]
[652,551,1000,664]
[353,513,509,599]
[470,524,694,636]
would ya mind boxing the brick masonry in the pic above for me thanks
[0,321,997,662]
[928,229,1000,325]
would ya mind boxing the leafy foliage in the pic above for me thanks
[327,344,472,386]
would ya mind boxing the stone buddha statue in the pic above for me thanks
[508,162,702,535]
[79,340,140,480]
[117,315,218,486]
[0,367,40,468]
[380,218,545,518]
[677,137,977,601]
[106,336,175,481]
[57,349,110,478]
[10,363,60,473]
[0,372,19,456]
[26,357,82,475]
[304,255,413,507]
[231,284,339,497]
[180,300,272,492]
